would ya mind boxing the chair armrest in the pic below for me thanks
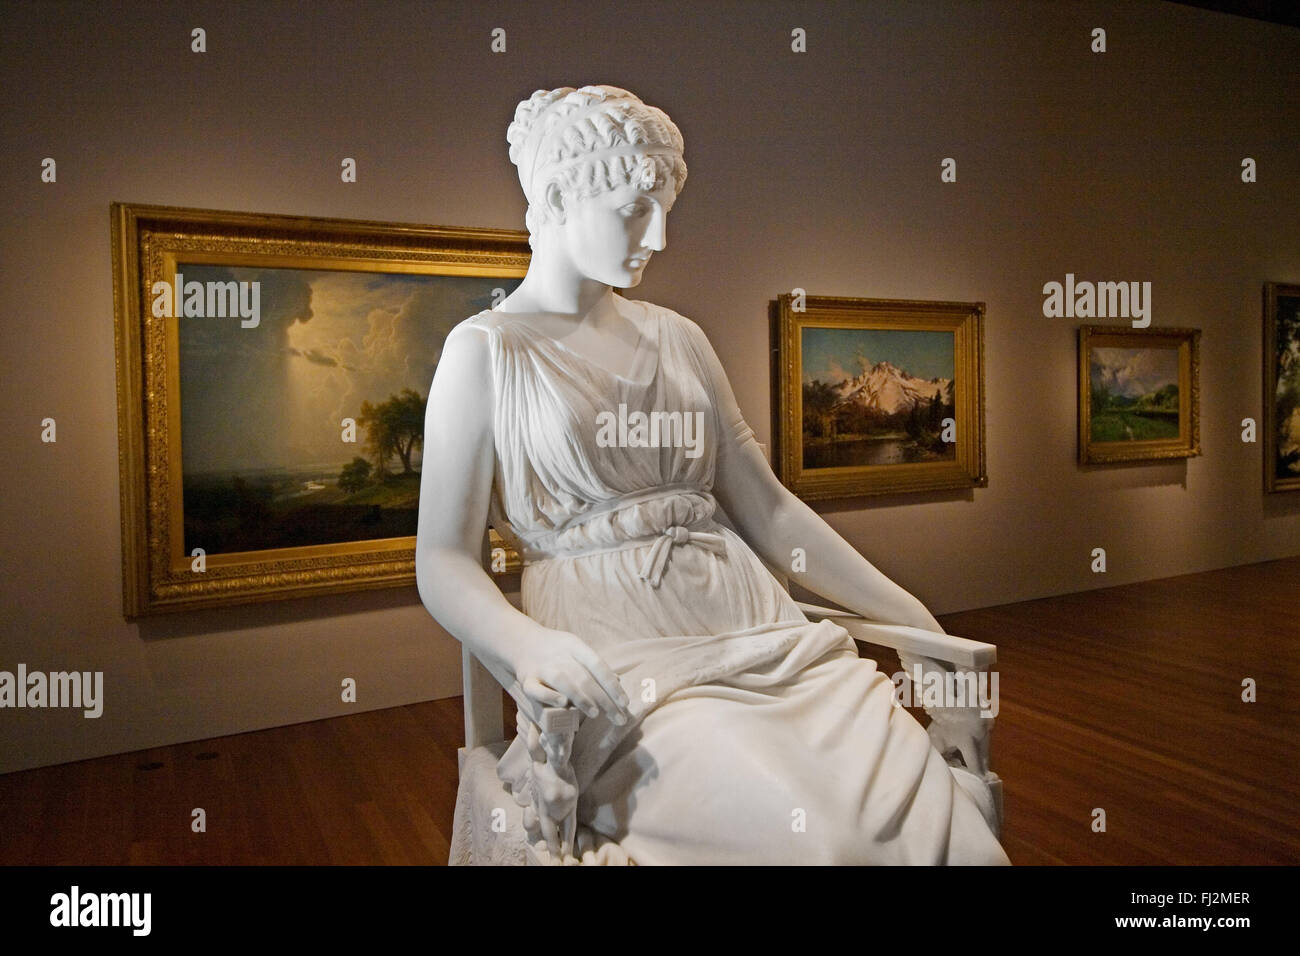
[796,601,997,670]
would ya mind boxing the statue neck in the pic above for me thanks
[506,242,613,319]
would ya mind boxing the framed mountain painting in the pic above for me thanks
[771,294,987,501]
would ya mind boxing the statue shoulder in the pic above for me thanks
[437,315,498,371]
[623,297,709,344]
[459,309,508,334]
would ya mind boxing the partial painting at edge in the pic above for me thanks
[1274,293,1300,483]
[801,327,956,470]
[177,265,520,554]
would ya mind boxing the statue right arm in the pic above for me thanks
[414,322,629,724]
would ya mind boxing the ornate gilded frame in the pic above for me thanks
[1077,325,1201,465]
[112,203,527,617]
[1264,282,1300,493]
[772,294,987,501]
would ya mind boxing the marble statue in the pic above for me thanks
[416,85,1010,865]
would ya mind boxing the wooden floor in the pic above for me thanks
[2,556,1297,865]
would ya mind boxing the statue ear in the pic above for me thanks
[543,181,567,225]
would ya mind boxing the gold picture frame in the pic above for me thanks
[112,202,526,617]
[772,294,987,501]
[1264,282,1300,493]
[1077,325,1201,465]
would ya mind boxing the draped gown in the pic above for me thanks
[468,294,1010,865]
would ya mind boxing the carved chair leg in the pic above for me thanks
[985,772,1004,839]
[898,652,1002,836]
[519,706,581,865]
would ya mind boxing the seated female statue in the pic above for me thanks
[416,84,1009,865]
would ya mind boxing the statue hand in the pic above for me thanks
[509,625,629,726]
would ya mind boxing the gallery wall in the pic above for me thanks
[1,0,1297,773]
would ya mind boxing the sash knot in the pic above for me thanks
[637,525,726,587]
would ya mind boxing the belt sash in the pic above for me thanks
[515,484,727,587]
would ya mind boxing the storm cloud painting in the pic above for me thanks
[176,264,518,554]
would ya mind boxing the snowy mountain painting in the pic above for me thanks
[800,327,957,469]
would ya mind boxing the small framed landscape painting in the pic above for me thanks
[1078,325,1201,465]
[772,294,987,501]
[112,203,527,616]
[1264,282,1300,493]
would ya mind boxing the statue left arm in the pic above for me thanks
[686,318,945,633]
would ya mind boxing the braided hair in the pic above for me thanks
[507,85,687,247]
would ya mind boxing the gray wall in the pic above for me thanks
[2,0,1297,773]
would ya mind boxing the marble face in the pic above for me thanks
[551,179,677,288]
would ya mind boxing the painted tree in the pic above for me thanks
[338,456,372,493]
[802,380,839,440]
[357,388,427,476]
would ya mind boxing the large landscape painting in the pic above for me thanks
[178,265,519,555]
[113,204,531,615]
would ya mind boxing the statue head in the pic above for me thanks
[508,85,687,287]
[542,729,573,766]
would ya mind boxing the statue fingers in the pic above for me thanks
[539,669,603,719]
[572,644,631,715]
[522,675,569,709]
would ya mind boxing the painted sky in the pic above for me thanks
[178,265,517,473]
[801,327,954,384]
[1090,346,1178,398]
